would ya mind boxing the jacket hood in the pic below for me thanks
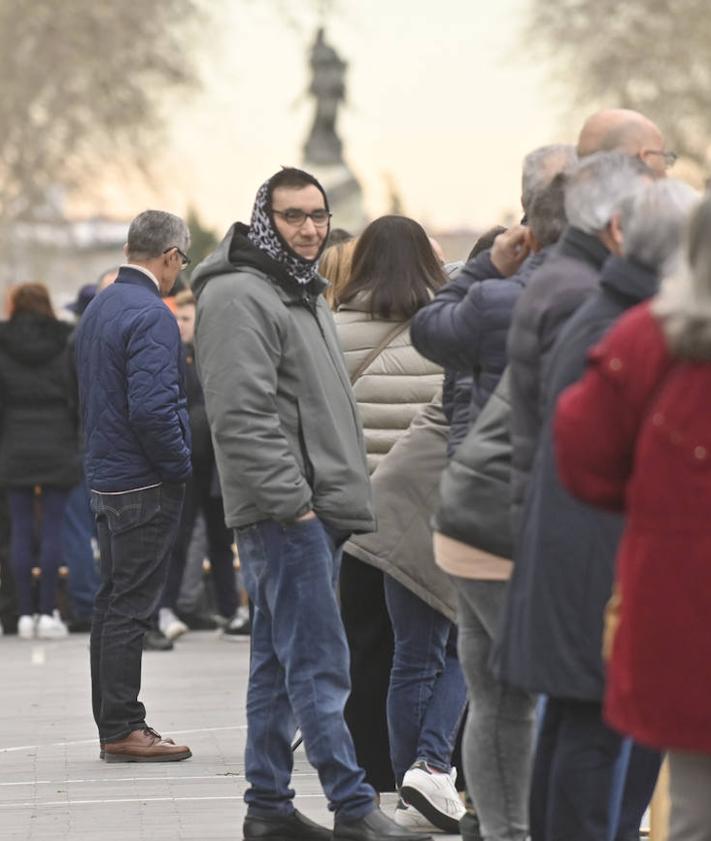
[191,222,326,302]
[600,255,658,306]
[0,314,71,365]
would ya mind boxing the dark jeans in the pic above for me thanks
[340,553,396,792]
[161,469,236,618]
[383,575,468,786]
[236,517,375,820]
[62,479,100,620]
[90,483,184,742]
[530,697,662,841]
[8,486,69,616]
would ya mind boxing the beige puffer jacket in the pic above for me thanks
[335,295,443,473]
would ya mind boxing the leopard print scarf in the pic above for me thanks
[247,173,330,286]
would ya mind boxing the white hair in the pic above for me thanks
[654,194,711,360]
[521,144,577,213]
[620,179,700,275]
[564,151,650,234]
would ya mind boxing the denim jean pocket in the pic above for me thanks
[94,486,163,535]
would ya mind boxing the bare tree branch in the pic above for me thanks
[0,0,201,222]
[526,0,711,165]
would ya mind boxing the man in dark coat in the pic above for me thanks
[75,209,193,763]
[496,177,696,837]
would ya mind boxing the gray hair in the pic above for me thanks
[653,194,711,360]
[564,151,651,234]
[620,179,699,274]
[527,172,568,247]
[126,209,190,260]
[521,144,577,213]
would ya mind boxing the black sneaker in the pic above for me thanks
[460,810,483,841]
[143,629,174,651]
[243,809,332,840]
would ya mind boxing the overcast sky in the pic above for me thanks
[89,0,579,235]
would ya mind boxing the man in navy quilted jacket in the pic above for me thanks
[75,209,193,763]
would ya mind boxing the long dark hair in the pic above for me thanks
[339,215,446,319]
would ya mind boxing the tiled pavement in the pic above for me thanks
[0,631,454,841]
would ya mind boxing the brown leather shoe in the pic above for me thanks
[100,727,175,759]
[103,727,191,763]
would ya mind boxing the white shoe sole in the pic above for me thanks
[400,786,463,834]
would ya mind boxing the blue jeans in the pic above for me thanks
[62,480,100,620]
[236,517,375,820]
[383,575,467,786]
[90,483,184,742]
[8,486,69,616]
[530,697,661,841]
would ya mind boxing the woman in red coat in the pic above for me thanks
[553,194,711,841]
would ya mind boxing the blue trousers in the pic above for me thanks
[62,480,100,620]
[530,697,661,841]
[236,517,375,820]
[8,486,69,616]
[384,575,467,786]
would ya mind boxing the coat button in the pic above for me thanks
[695,446,707,460]
[652,413,663,426]
[609,358,623,371]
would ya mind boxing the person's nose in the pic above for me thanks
[300,216,318,236]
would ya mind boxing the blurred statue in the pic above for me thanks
[304,28,346,166]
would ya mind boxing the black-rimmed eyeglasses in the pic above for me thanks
[272,209,332,228]
[163,246,191,269]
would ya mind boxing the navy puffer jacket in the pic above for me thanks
[412,247,550,434]
[75,268,192,492]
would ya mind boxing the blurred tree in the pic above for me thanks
[527,0,711,165]
[186,207,219,277]
[0,0,200,223]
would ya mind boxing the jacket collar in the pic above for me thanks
[557,226,610,271]
[599,254,659,306]
[116,266,161,297]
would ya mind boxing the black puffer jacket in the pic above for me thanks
[0,314,81,488]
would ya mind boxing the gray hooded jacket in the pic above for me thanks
[192,222,375,534]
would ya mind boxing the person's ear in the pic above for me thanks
[609,212,624,251]
[122,243,129,258]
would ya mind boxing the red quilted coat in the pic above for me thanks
[554,301,711,753]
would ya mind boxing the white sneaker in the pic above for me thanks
[158,608,188,641]
[400,761,466,834]
[18,614,36,640]
[36,611,68,640]
[394,798,441,832]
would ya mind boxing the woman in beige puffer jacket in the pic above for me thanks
[333,217,445,473]
[334,215,449,796]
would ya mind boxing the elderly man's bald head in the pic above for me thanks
[578,109,667,175]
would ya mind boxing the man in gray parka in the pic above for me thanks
[193,167,426,841]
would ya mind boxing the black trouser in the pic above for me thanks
[160,469,236,619]
[530,697,661,841]
[340,552,396,792]
[90,483,184,742]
